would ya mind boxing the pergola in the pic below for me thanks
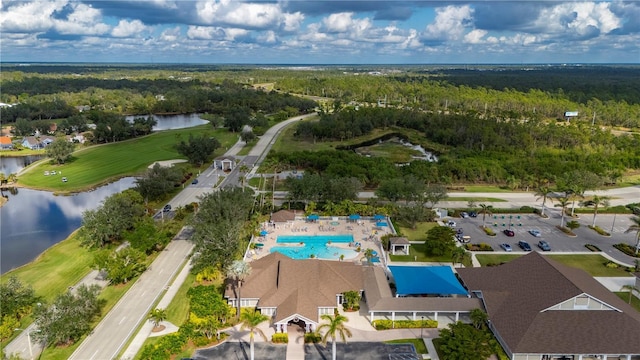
[389,237,410,255]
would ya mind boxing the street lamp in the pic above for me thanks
[14,328,41,360]
[420,316,424,339]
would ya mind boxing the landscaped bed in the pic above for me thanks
[475,254,636,277]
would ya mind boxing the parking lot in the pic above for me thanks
[449,210,638,264]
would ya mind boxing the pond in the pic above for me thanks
[0,177,136,274]
[125,113,209,131]
[0,155,45,175]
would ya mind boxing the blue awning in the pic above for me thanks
[307,214,319,220]
[349,214,360,220]
[374,214,385,220]
[376,221,388,227]
[260,230,268,236]
[389,266,468,296]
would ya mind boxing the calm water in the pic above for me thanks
[276,234,354,244]
[125,113,209,130]
[0,177,136,273]
[271,234,357,260]
[0,155,45,175]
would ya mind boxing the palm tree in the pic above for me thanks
[566,186,585,217]
[226,260,252,320]
[318,313,352,360]
[451,246,466,267]
[535,185,551,217]
[555,196,571,228]
[238,164,250,192]
[148,308,167,329]
[240,309,269,360]
[581,195,611,227]
[364,248,375,265]
[620,284,640,304]
[479,203,493,227]
[624,216,640,255]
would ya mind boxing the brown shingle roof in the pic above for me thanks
[457,252,640,354]
[270,210,296,223]
[390,237,410,245]
[227,253,364,323]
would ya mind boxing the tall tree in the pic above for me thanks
[555,196,571,228]
[33,284,104,347]
[318,313,352,360]
[80,190,145,248]
[625,216,640,255]
[226,260,251,320]
[581,195,611,227]
[469,309,488,330]
[45,138,75,164]
[478,204,493,226]
[148,308,167,329]
[422,184,447,209]
[438,322,493,360]
[239,309,269,360]
[176,134,220,166]
[535,185,551,217]
[424,226,456,256]
[135,163,183,205]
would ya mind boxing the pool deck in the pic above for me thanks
[246,216,391,264]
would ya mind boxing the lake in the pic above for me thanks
[0,155,45,175]
[125,113,209,130]
[0,177,136,274]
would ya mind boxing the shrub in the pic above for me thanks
[372,319,438,330]
[605,261,620,269]
[556,225,576,236]
[480,226,496,236]
[303,332,321,343]
[588,225,610,236]
[585,244,601,252]
[613,243,640,258]
[272,333,289,343]
[465,243,493,251]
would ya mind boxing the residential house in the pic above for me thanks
[21,136,56,150]
[0,136,13,150]
[457,252,640,359]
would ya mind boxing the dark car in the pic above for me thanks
[469,211,478,217]
[538,240,551,251]
[163,204,172,212]
[503,229,515,237]
[192,178,199,184]
[518,240,532,251]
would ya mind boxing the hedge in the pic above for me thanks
[304,332,322,343]
[588,225,610,236]
[272,333,289,343]
[372,319,438,330]
[614,243,640,258]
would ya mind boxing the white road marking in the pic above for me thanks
[119,316,127,325]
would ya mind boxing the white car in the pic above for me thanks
[447,220,457,227]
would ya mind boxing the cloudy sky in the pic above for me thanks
[1,0,639,64]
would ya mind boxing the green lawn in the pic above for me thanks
[0,230,96,303]
[17,126,237,192]
[385,338,428,354]
[615,292,640,313]
[389,244,454,263]
[475,254,635,277]
[397,222,437,241]
[446,196,507,202]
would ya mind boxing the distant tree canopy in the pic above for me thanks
[176,134,221,166]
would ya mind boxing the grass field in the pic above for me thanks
[615,292,640,312]
[475,253,635,277]
[397,222,437,241]
[0,230,96,303]
[17,126,237,192]
[389,243,455,263]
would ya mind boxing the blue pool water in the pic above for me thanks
[276,234,354,244]
[271,234,357,260]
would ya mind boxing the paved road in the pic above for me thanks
[69,239,194,360]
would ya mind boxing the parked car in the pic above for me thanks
[503,229,515,237]
[518,240,532,251]
[192,178,199,184]
[163,204,172,212]
[538,240,551,251]
[469,211,478,217]
[61,177,68,182]
[500,243,513,252]
[447,220,457,227]
[529,229,542,237]
[460,212,469,218]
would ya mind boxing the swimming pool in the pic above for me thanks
[271,234,357,260]
[276,234,354,244]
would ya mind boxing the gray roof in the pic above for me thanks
[457,252,640,354]
[390,237,410,245]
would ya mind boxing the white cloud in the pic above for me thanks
[0,1,58,33]
[258,30,277,44]
[112,19,147,38]
[423,5,474,41]
[51,3,110,35]
[464,29,487,44]
[533,2,621,38]
[160,27,181,42]
[282,11,304,32]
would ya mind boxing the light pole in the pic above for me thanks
[420,316,424,339]
[610,213,617,234]
[14,328,40,360]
